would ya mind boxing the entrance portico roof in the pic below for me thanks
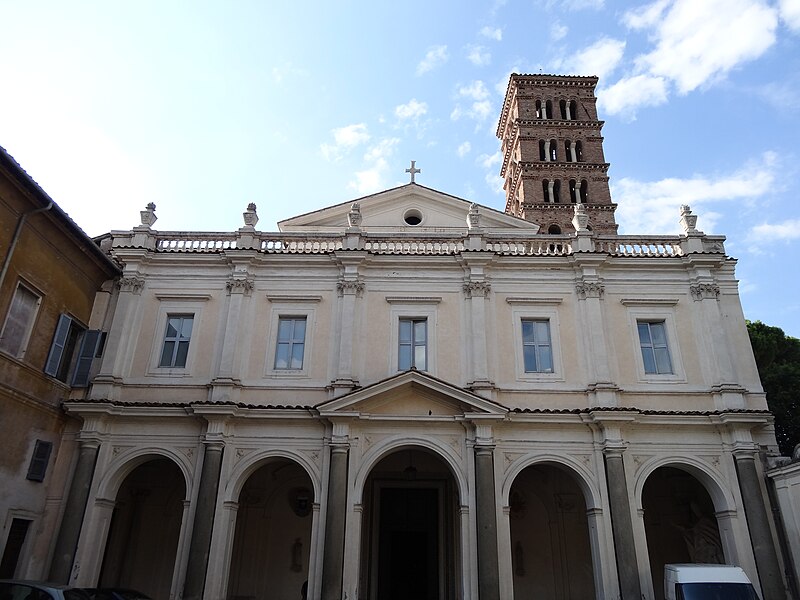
[316,369,508,419]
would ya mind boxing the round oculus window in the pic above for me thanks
[403,209,423,226]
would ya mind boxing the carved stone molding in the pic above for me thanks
[463,281,491,298]
[337,279,365,297]
[117,276,145,294]
[226,277,254,295]
[690,283,720,301]
[576,281,604,300]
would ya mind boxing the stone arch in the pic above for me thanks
[353,435,468,505]
[501,453,602,510]
[633,455,735,513]
[95,446,193,502]
[223,448,322,504]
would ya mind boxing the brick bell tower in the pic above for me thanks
[496,74,618,234]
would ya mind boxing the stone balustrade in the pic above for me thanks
[110,230,724,257]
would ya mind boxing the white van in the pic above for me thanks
[664,564,760,600]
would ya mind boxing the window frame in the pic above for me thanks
[265,300,318,379]
[398,317,428,371]
[637,320,673,375]
[388,301,438,376]
[44,313,87,383]
[625,306,685,383]
[0,281,42,359]
[521,318,554,373]
[158,314,195,369]
[509,304,563,382]
[147,295,209,376]
[274,316,308,370]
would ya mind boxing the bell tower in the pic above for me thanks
[496,74,617,234]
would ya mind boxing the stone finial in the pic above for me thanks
[572,203,589,232]
[680,205,698,233]
[467,203,481,229]
[139,202,157,228]
[348,202,362,228]
[242,203,259,228]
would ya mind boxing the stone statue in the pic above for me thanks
[675,502,724,563]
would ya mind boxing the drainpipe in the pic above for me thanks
[0,200,54,291]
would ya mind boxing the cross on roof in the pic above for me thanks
[405,160,421,183]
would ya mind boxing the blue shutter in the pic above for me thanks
[71,330,103,387]
[26,440,52,482]
[44,314,72,377]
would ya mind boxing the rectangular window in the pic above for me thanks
[522,319,553,372]
[399,318,427,370]
[0,284,41,358]
[26,440,53,482]
[44,314,86,382]
[0,518,32,578]
[159,314,194,368]
[274,317,306,370]
[638,320,673,374]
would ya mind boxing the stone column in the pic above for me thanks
[49,440,100,583]
[603,445,641,600]
[734,449,785,600]
[331,252,367,393]
[475,444,500,600]
[183,443,224,600]
[321,443,349,600]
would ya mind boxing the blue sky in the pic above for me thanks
[1,0,799,336]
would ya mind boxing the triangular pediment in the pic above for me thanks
[279,183,538,233]
[316,370,508,418]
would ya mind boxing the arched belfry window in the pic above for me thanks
[545,100,552,120]
[535,99,543,119]
[542,179,550,203]
[559,99,567,120]
[548,224,562,235]
[580,180,589,203]
[552,179,561,203]
[569,100,578,120]
[539,140,546,161]
[575,141,583,162]
[569,179,578,203]
[565,140,576,163]
[549,139,557,161]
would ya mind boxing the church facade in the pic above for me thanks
[35,76,790,600]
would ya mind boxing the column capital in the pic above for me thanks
[602,440,628,458]
[732,443,759,460]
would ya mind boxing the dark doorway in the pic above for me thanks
[377,487,439,600]
[361,448,458,600]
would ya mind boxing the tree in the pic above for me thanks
[747,320,800,456]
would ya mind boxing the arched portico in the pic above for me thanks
[355,444,463,600]
[633,456,752,600]
[500,455,610,600]
[72,448,194,599]
[206,450,323,600]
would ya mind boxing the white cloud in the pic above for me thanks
[452,81,494,122]
[485,173,506,195]
[598,74,668,118]
[457,142,472,157]
[467,45,491,66]
[553,37,625,79]
[613,152,778,234]
[477,152,502,169]
[457,80,490,101]
[348,138,400,194]
[320,123,370,161]
[749,219,800,241]
[543,0,604,10]
[633,0,779,94]
[779,0,800,30]
[622,0,670,29]
[416,45,449,75]
[480,26,503,41]
[395,99,428,120]
[550,21,568,41]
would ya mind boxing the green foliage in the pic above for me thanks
[747,321,800,455]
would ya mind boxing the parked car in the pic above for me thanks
[0,581,91,600]
[664,564,760,600]
[81,589,151,600]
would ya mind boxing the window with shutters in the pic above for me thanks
[26,440,52,482]
[71,330,106,387]
[44,314,86,382]
[0,283,41,358]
